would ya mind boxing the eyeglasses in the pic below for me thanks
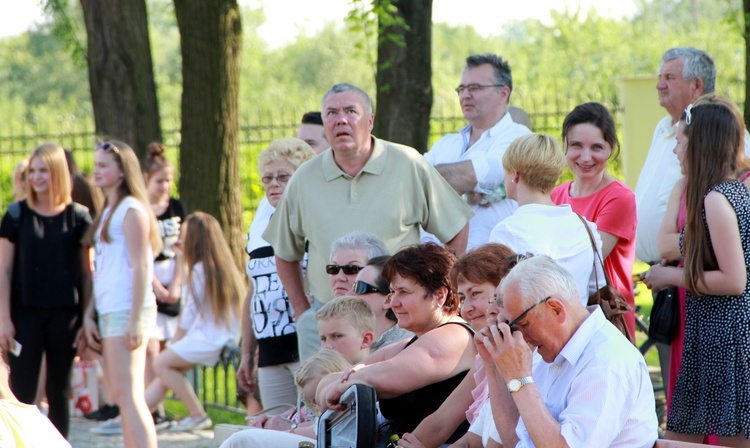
[684,104,693,125]
[352,280,385,295]
[454,84,505,95]
[95,141,120,155]
[325,264,364,275]
[261,173,292,185]
[507,296,551,332]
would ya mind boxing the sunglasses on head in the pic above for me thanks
[95,141,120,155]
[325,264,364,275]
[352,280,385,295]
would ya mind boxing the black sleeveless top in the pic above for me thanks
[378,321,474,442]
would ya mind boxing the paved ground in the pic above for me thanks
[68,417,215,448]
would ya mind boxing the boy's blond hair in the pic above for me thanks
[314,295,376,335]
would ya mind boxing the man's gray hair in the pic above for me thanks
[330,231,388,262]
[500,256,579,309]
[662,47,716,94]
[322,83,374,114]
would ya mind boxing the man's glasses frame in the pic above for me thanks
[507,296,551,332]
[454,84,505,95]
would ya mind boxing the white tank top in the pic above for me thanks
[93,196,156,314]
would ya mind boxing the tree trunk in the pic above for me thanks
[80,0,161,160]
[744,0,750,127]
[174,0,244,267]
[373,0,433,153]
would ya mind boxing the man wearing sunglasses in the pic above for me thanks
[479,256,657,447]
[424,54,531,250]
[264,83,472,361]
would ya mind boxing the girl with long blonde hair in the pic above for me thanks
[0,143,92,439]
[144,212,243,432]
[83,140,161,447]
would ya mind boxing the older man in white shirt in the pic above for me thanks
[425,54,531,250]
[635,46,750,264]
[479,256,657,448]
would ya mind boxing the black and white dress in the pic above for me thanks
[667,180,750,437]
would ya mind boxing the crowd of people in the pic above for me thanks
[1,45,749,448]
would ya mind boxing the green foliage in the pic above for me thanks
[0,0,748,217]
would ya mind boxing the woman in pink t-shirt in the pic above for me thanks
[551,102,637,339]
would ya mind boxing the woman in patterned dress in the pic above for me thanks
[645,99,750,445]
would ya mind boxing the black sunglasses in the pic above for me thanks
[95,141,120,155]
[325,264,364,275]
[507,296,551,332]
[352,280,385,295]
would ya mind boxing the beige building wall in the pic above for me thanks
[619,77,665,190]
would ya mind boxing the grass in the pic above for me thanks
[163,364,248,426]
[164,398,246,426]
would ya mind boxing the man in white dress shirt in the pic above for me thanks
[635,46,750,264]
[425,54,531,249]
[482,256,657,447]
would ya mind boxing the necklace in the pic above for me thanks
[572,174,608,197]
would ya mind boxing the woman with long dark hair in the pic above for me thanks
[646,101,750,445]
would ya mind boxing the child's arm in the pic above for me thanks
[123,207,152,350]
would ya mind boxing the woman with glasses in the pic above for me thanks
[398,243,517,448]
[319,243,476,444]
[551,103,637,338]
[489,133,605,308]
[83,140,162,447]
[237,138,316,412]
[351,255,412,351]
[0,144,92,439]
[327,231,388,300]
[646,100,750,445]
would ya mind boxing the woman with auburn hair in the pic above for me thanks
[399,243,518,448]
[489,133,606,309]
[319,243,477,444]
[551,103,637,338]
[83,140,161,447]
[0,143,92,438]
[645,101,750,445]
[144,212,244,432]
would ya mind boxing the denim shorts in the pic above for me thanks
[98,307,157,339]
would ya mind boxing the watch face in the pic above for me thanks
[508,379,522,392]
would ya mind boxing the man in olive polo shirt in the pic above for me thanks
[264,83,473,361]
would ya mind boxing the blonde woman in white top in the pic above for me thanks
[83,141,162,448]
